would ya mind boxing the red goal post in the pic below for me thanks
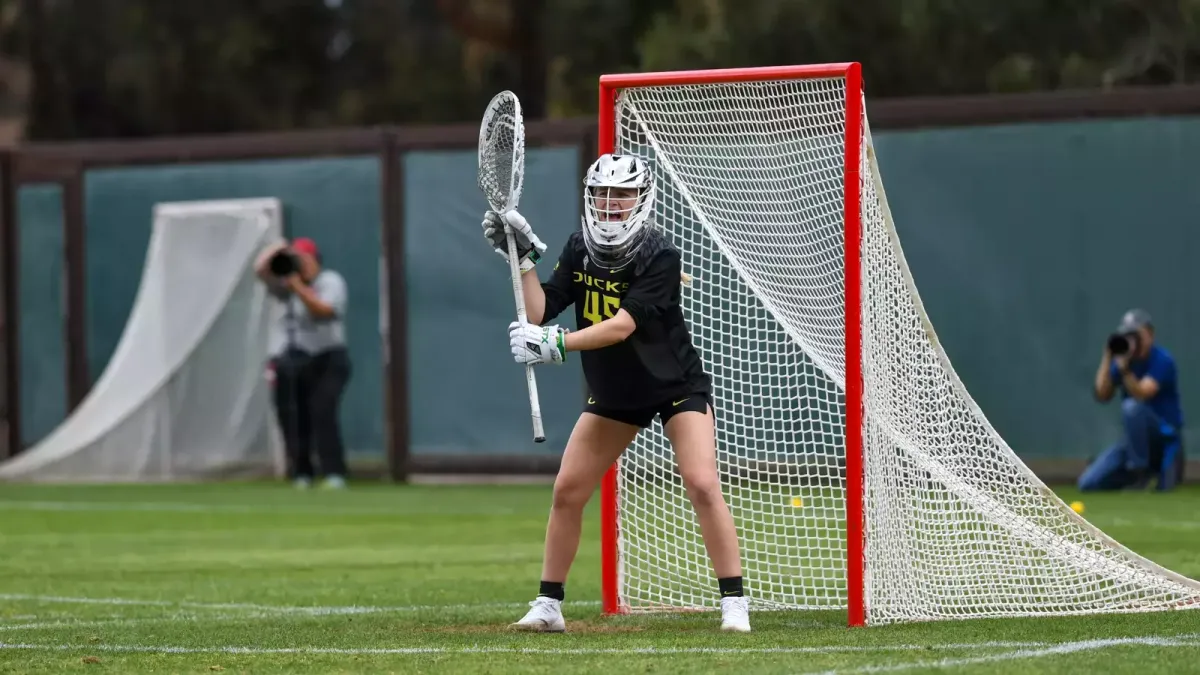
[596,63,867,627]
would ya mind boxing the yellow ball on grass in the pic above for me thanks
[1070,500,1085,514]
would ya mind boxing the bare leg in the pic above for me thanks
[541,413,640,582]
[666,405,742,578]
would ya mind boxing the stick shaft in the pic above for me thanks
[505,227,546,442]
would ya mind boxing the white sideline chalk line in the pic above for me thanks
[0,619,152,632]
[1105,517,1200,531]
[0,593,598,616]
[0,640,1054,655]
[0,613,254,632]
[0,613,153,624]
[0,635,1195,658]
[0,500,518,516]
[808,634,1200,674]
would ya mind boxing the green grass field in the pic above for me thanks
[0,481,1196,674]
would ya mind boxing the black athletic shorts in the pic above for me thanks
[584,392,712,429]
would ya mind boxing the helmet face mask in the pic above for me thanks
[587,186,641,223]
[582,154,655,269]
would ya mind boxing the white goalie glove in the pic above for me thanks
[509,321,567,366]
[482,209,548,273]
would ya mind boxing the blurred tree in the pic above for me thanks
[322,0,478,125]
[8,0,1200,140]
[542,0,673,118]
[435,0,547,118]
[22,0,342,139]
[632,0,1200,97]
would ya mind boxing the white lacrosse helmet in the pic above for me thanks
[581,153,655,269]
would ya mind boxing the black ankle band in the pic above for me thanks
[538,581,565,601]
[718,576,743,598]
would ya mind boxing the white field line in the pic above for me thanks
[0,500,518,517]
[807,634,1200,674]
[0,613,255,632]
[0,593,597,616]
[0,636,1195,658]
[0,640,1049,656]
[0,619,150,632]
[1104,517,1200,531]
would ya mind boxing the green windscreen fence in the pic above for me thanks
[17,183,66,448]
[873,116,1200,459]
[12,117,1200,465]
[402,146,584,459]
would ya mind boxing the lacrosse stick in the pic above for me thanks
[478,90,545,443]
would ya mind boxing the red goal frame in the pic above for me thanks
[595,63,866,627]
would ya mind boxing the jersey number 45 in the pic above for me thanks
[583,290,620,327]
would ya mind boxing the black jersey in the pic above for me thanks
[539,229,711,410]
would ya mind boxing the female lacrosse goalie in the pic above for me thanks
[480,153,749,633]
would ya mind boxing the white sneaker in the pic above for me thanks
[510,596,565,632]
[720,596,751,632]
[321,475,347,490]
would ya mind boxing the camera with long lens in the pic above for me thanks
[268,249,299,277]
[1107,332,1139,356]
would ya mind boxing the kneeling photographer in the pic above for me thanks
[254,238,352,490]
[1079,309,1184,492]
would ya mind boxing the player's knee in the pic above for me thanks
[1120,397,1150,423]
[1077,474,1096,492]
[681,472,723,510]
[551,477,591,513]
[1077,459,1097,491]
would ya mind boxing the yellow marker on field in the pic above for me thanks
[1070,500,1085,514]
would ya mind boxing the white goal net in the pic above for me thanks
[607,68,1200,624]
[0,198,286,482]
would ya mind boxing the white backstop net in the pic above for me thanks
[609,70,1200,624]
[0,198,286,482]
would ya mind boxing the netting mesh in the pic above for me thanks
[610,72,1200,624]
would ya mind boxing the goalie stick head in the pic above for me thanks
[582,153,656,270]
[477,90,525,214]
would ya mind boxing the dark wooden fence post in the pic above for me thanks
[380,129,410,483]
[62,167,88,413]
[0,151,19,458]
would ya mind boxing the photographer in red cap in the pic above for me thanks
[254,237,352,490]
